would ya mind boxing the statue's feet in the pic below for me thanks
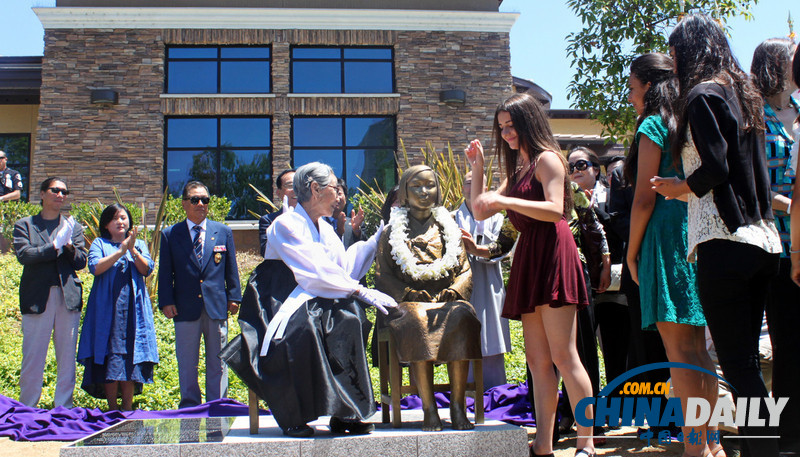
[422,407,443,431]
[450,403,474,430]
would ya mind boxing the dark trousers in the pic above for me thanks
[595,298,630,386]
[765,258,800,454]
[696,239,780,457]
[620,264,670,427]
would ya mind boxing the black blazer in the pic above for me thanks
[13,213,87,314]
[684,82,773,233]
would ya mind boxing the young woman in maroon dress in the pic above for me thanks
[466,93,595,457]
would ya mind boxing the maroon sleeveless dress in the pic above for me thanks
[502,166,589,320]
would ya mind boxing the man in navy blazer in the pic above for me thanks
[158,181,242,408]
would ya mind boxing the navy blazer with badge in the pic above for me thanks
[158,219,242,322]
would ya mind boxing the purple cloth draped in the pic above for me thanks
[0,382,537,441]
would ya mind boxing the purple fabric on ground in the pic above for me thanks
[0,395,126,442]
[0,382,537,441]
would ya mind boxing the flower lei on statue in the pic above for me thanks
[387,206,462,281]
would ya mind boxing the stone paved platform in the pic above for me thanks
[60,409,528,457]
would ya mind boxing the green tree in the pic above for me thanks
[565,0,757,144]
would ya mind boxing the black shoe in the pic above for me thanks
[283,424,314,438]
[329,416,375,435]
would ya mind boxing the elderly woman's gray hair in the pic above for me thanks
[293,162,336,204]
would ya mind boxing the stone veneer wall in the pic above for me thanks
[35,29,165,209]
[35,27,511,210]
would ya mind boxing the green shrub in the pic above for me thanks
[0,200,41,241]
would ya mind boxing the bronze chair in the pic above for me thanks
[376,326,485,428]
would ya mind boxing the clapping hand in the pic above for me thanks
[52,216,75,250]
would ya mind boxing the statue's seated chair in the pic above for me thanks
[376,326,484,427]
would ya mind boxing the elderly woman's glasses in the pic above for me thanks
[183,196,210,205]
[569,159,595,174]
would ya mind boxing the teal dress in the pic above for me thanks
[636,115,706,330]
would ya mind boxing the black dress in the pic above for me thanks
[220,260,375,430]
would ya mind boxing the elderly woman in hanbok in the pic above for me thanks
[77,203,158,411]
[221,162,396,438]
[375,164,482,431]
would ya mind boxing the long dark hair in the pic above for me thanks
[98,203,133,240]
[623,53,679,185]
[492,93,572,213]
[751,38,796,98]
[668,13,764,159]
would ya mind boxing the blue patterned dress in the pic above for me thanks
[636,115,706,330]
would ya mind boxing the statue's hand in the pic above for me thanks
[437,289,459,302]
[406,289,433,302]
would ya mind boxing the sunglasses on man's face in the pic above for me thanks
[569,159,594,174]
[48,187,70,196]
[184,196,210,205]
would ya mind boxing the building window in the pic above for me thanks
[292,116,396,205]
[291,46,394,94]
[165,117,272,219]
[0,134,30,201]
[166,46,271,94]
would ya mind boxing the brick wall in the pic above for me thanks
[35,29,164,210]
[35,27,511,212]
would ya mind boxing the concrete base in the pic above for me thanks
[60,409,528,457]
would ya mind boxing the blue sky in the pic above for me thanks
[1,0,798,109]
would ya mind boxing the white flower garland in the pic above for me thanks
[388,206,462,281]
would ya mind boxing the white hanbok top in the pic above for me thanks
[455,203,511,357]
[264,203,378,299]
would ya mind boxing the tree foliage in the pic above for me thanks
[565,0,757,144]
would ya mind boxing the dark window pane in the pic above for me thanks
[167,61,217,93]
[221,47,270,59]
[292,61,341,93]
[292,47,341,59]
[293,118,343,147]
[293,149,344,179]
[166,150,218,195]
[220,118,270,148]
[346,149,397,195]
[167,118,217,148]
[345,117,395,147]
[344,48,391,60]
[221,61,270,93]
[168,47,217,59]
[344,62,392,93]
[220,149,272,219]
[0,134,30,201]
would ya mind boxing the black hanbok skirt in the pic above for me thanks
[220,260,375,430]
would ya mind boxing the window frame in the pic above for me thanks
[164,115,273,220]
[289,45,395,94]
[165,45,272,94]
[290,115,397,207]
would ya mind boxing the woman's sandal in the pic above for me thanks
[575,448,596,457]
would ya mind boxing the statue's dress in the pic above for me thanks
[375,221,481,363]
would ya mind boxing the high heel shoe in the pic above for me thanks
[574,448,596,457]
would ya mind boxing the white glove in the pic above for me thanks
[355,287,397,315]
[368,220,385,244]
[53,216,75,250]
